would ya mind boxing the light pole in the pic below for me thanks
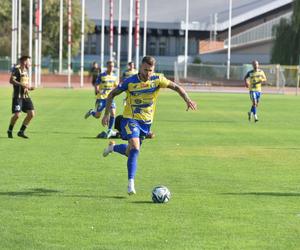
[128,0,133,63]
[226,0,232,80]
[117,0,122,78]
[184,0,189,79]
[80,0,85,88]
[143,0,148,57]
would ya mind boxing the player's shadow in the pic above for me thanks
[0,189,127,200]
[131,201,155,204]
[161,120,235,124]
[221,192,300,197]
[265,147,300,151]
[0,188,61,197]
[78,136,100,139]
[63,194,127,200]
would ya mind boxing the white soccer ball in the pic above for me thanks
[152,186,171,203]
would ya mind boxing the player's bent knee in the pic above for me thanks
[94,113,101,119]
[14,112,21,119]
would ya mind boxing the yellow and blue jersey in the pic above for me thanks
[95,71,118,99]
[117,73,170,123]
[122,69,138,80]
[244,69,267,92]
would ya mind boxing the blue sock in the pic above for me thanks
[114,144,127,156]
[91,110,96,117]
[108,116,115,130]
[127,149,139,179]
[250,106,255,114]
[252,106,257,115]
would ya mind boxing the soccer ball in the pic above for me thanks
[152,186,171,203]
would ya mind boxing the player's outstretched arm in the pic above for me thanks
[167,81,197,111]
[101,88,123,126]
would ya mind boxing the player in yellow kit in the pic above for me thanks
[122,61,138,80]
[101,56,197,195]
[85,61,118,138]
[244,60,267,122]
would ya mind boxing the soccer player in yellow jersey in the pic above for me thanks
[7,56,35,139]
[122,61,138,80]
[102,56,197,195]
[244,60,267,122]
[85,61,118,138]
[122,62,139,106]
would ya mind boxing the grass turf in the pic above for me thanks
[0,87,300,249]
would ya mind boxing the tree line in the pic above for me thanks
[271,0,300,65]
[0,0,94,58]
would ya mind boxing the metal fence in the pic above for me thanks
[174,62,300,95]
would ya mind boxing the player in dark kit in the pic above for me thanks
[89,61,101,95]
[7,56,35,139]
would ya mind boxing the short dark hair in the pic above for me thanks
[141,56,156,66]
[19,56,31,63]
[106,60,114,66]
[128,61,134,65]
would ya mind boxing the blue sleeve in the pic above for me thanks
[95,74,101,85]
[117,79,129,91]
[244,71,250,80]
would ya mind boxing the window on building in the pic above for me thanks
[90,34,97,54]
[149,41,156,55]
[159,42,166,56]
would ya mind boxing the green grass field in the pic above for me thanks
[1,87,300,249]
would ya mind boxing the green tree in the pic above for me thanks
[0,2,12,57]
[271,0,300,65]
[0,0,94,58]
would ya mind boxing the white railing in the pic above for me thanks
[224,12,292,48]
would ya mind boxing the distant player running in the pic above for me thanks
[244,60,267,122]
[101,56,197,195]
[89,61,101,95]
[122,62,138,106]
[7,56,35,139]
[122,61,138,80]
[85,61,118,138]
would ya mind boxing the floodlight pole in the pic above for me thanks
[109,0,114,61]
[135,0,140,69]
[117,0,122,78]
[142,0,147,57]
[34,0,39,88]
[18,0,22,60]
[100,0,105,69]
[38,0,42,86]
[29,0,33,86]
[128,0,133,63]
[80,0,85,88]
[67,0,72,88]
[14,0,18,64]
[11,0,17,67]
[184,0,189,79]
[59,0,63,74]
[213,13,218,41]
[226,0,232,80]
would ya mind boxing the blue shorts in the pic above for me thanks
[95,99,116,112]
[249,91,261,103]
[120,118,151,140]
